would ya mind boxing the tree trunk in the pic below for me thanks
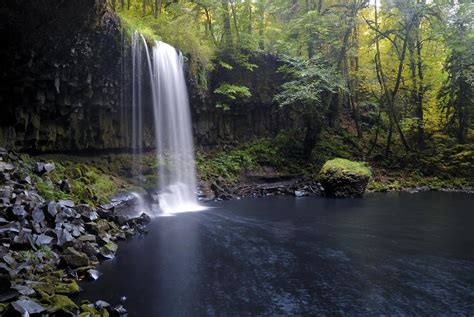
[221,0,233,48]
[230,3,240,44]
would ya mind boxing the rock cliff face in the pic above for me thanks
[0,1,298,152]
[0,0,129,152]
[191,54,299,147]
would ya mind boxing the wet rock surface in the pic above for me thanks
[0,149,149,315]
[200,172,324,202]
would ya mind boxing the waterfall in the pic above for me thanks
[131,33,144,181]
[131,32,203,214]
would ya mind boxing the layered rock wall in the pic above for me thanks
[0,1,299,152]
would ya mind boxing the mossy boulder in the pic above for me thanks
[319,158,371,198]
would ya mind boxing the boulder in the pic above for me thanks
[319,158,371,198]
[61,247,90,268]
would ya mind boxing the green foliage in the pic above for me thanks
[35,160,120,205]
[197,149,255,183]
[214,83,252,110]
[274,55,344,110]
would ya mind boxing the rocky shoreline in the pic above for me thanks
[199,174,474,202]
[1,148,472,315]
[0,148,150,316]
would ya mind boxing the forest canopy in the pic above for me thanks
[111,0,473,160]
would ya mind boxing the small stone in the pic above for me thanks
[0,162,15,172]
[11,205,28,220]
[61,247,90,267]
[35,234,53,245]
[12,284,36,296]
[47,201,58,217]
[34,162,45,174]
[43,162,55,173]
[32,207,45,223]
[78,234,96,243]
[55,228,74,247]
[82,242,99,257]
[87,269,102,280]
[20,175,31,185]
[111,304,128,316]
[12,298,45,315]
[99,242,118,259]
[95,300,110,309]
[58,199,75,208]
[59,180,70,193]
[294,190,306,197]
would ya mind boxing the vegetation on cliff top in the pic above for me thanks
[110,0,473,176]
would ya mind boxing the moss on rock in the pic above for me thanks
[319,158,371,198]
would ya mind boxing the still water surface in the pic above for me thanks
[78,192,474,315]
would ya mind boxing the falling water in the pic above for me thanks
[131,32,203,214]
[131,33,144,180]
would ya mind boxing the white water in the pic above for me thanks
[132,33,203,215]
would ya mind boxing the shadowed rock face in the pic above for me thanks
[0,1,299,153]
[0,0,132,152]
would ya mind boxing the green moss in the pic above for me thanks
[320,158,372,179]
[55,281,80,295]
[0,303,8,313]
[47,294,78,313]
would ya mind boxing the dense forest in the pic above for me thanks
[105,0,474,188]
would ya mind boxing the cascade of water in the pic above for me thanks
[131,32,144,180]
[131,33,203,215]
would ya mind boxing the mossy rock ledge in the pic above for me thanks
[319,158,372,198]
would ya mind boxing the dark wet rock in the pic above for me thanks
[34,162,44,174]
[43,163,55,173]
[55,228,74,247]
[0,289,18,303]
[87,269,102,280]
[12,298,45,315]
[79,208,98,222]
[0,173,11,182]
[111,304,128,316]
[19,175,31,185]
[58,199,75,208]
[95,300,111,309]
[34,162,55,175]
[32,207,45,224]
[99,242,117,259]
[0,274,11,293]
[13,229,34,247]
[0,222,20,234]
[59,179,71,193]
[319,158,372,198]
[47,201,58,217]
[85,219,110,235]
[11,284,36,296]
[35,234,53,246]
[55,212,69,224]
[61,247,90,268]
[0,162,15,173]
[294,190,306,197]
[78,234,96,243]
[10,206,28,220]
[82,242,99,258]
